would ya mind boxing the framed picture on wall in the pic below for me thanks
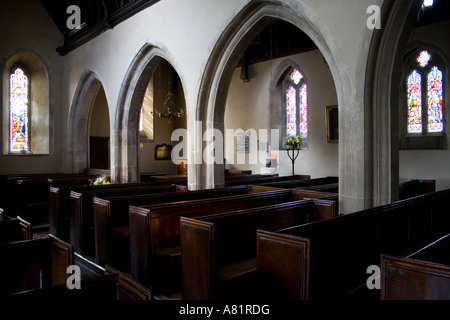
[155,143,173,160]
[326,105,339,143]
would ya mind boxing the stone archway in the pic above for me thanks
[67,69,103,173]
[192,1,345,195]
[364,0,423,207]
[113,43,183,183]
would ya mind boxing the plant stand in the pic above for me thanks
[286,147,300,180]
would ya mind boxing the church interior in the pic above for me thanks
[1,0,450,303]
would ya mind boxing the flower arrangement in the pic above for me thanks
[285,135,301,149]
[89,173,113,186]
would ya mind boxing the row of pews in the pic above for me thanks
[0,171,324,299]
[0,170,443,300]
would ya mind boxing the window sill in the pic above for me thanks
[400,135,447,150]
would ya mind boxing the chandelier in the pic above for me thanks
[154,91,185,119]
[154,64,185,121]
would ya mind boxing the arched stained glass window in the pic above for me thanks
[427,66,443,133]
[285,68,307,141]
[286,86,297,136]
[299,83,308,137]
[407,70,422,133]
[9,67,29,152]
[405,50,445,136]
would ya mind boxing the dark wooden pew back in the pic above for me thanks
[93,185,264,268]
[224,174,310,187]
[256,189,450,300]
[129,189,300,289]
[0,216,32,244]
[49,179,187,240]
[69,183,179,256]
[398,179,435,200]
[181,198,337,300]
[381,234,450,300]
[255,176,338,189]
[0,236,73,297]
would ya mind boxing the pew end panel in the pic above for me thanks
[129,206,153,287]
[311,199,337,221]
[256,230,310,300]
[0,236,73,297]
[50,235,74,286]
[0,215,32,244]
[381,254,450,300]
[93,197,113,267]
[17,216,32,241]
[180,217,214,300]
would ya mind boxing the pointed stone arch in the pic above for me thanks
[364,0,424,207]
[113,43,183,183]
[67,69,104,173]
[192,1,344,193]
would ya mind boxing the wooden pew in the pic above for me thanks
[4,173,94,234]
[93,185,257,270]
[1,173,92,218]
[0,235,73,297]
[398,179,435,200]
[47,174,95,188]
[69,183,180,256]
[256,176,338,189]
[16,178,53,226]
[381,234,450,300]
[3,265,153,301]
[129,189,294,290]
[224,174,310,187]
[255,189,450,300]
[0,173,60,217]
[181,198,337,300]
[0,215,32,244]
[3,273,120,301]
[129,189,336,294]
[49,179,187,241]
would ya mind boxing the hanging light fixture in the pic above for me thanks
[154,64,185,121]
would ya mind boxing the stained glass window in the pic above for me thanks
[299,84,308,137]
[405,49,445,138]
[285,68,307,141]
[290,69,303,85]
[10,68,29,152]
[407,70,422,133]
[417,51,431,68]
[286,86,297,137]
[427,66,443,133]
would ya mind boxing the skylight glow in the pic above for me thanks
[424,0,434,7]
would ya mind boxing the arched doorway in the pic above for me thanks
[113,44,186,183]
[88,86,110,170]
[223,20,339,180]
[67,69,105,173]
[193,1,344,200]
